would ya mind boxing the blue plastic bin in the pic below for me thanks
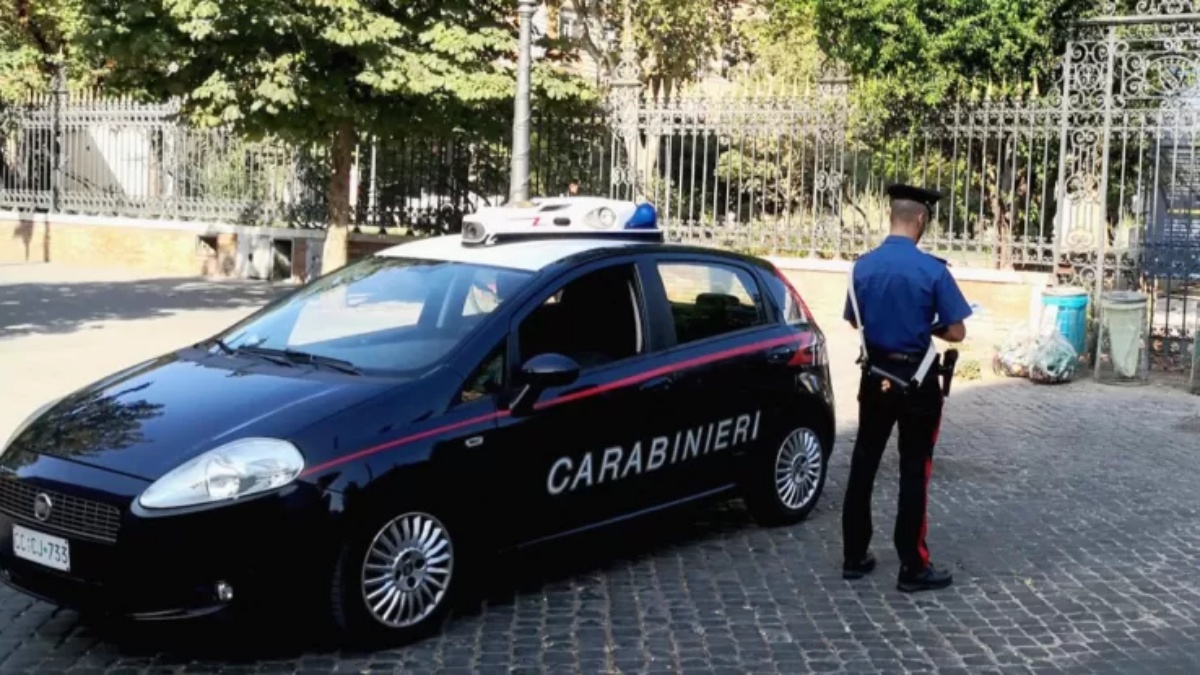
[1041,286,1089,356]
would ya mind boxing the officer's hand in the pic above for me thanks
[934,322,967,343]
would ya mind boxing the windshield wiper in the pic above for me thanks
[232,345,298,368]
[205,342,362,375]
[279,349,362,375]
[241,347,361,375]
[200,337,237,355]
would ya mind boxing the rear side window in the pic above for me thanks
[656,262,767,345]
[760,268,813,328]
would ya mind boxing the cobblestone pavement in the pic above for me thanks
[2,263,1200,674]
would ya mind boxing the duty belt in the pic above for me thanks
[846,263,957,395]
[868,349,927,364]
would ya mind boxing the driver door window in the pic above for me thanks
[459,344,506,405]
[517,263,644,371]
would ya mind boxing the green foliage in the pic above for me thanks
[728,0,823,86]
[713,135,798,215]
[182,134,300,224]
[635,0,738,82]
[0,0,101,103]
[702,3,830,225]
[554,0,737,86]
[794,0,1095,118]
[83,0,597,142]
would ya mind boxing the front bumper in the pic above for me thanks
[0,451,342,620]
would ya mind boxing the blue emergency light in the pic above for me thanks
[625,203,658,230]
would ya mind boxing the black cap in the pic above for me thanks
[886,183,944,208]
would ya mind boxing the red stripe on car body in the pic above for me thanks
[299,332,809,478]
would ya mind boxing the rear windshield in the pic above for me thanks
[215,256,532,375]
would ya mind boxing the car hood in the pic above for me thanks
[8,350,400,481]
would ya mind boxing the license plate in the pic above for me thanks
[11,524,71,573]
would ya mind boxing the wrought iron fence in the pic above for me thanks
[0,93,609,233]
[0,88,1084,266]
[1,0,1199,370]
[611,87,1067,274]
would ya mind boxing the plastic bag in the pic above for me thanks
[992,322,1035,378]
[1028,331,1080,384]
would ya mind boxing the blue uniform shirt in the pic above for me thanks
[842,235,974,354]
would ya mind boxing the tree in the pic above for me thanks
[781,0,1102,268]
[544,0,740,202]
[550,0,739,93]
[84,0,595,271]
[0,0,99,103]
[797,0,1095,116]
[704,3,828,229]
[725,0,824,87]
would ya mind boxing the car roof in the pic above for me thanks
[375,235,660,272]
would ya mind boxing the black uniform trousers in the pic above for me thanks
[842,355,944,571]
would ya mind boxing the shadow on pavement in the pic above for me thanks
[75,501,753,664]
[0,277,293,339]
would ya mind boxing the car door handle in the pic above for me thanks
[766,344,797,365]
[639,375,674,393]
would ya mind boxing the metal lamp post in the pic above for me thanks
[508,0,538,204]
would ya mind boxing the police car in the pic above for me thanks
[0,196,835,646]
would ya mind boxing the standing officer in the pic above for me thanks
[840,184,972,593]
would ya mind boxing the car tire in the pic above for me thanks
[742,423,828,527]
[329,507,461,648]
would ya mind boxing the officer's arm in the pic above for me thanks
[934,322,967,343]
[933,266,973,344]
[843,290,857,328]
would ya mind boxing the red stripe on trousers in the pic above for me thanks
[918,417,942,568]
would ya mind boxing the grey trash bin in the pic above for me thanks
[1094,290,1149,385]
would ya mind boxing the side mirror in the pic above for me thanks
[509,353,580,416]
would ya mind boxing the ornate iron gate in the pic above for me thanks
[1050,0,1200,370]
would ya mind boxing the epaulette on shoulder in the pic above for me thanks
[929,254,951,267]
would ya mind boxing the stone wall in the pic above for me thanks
[774,260,1053,366]
[0,212,410,281]
[0,212,1048,358]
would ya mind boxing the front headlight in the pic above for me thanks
[1,397,62,459]
[138,438,306,510]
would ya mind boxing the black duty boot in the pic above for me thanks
[897,562,953,593]
[842,552,877,580]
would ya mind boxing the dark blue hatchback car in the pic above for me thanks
[0,198,836,646]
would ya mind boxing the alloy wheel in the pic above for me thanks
[774,428,823,510]
[360,511,454,628]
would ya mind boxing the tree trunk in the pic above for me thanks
[321,121,357,275]
[988,185,1012,270]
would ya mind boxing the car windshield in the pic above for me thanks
[213,255,533,375]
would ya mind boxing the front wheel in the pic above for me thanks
[330,508,460,647]
[743,425,828,527]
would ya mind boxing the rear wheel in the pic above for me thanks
[743,424,827,526]
[330,508,460,647]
